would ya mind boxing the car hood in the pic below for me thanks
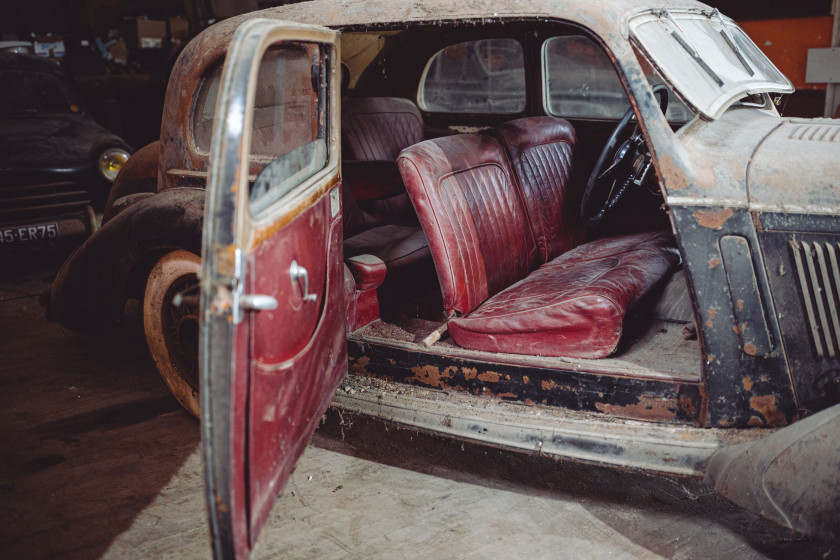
[673,109,840,215]
[0,114,126,170]
[747,118,840,214]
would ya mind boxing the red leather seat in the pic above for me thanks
[398,117,678,358]
[340,97,434,310]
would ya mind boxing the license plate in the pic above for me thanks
[0,223,59,244]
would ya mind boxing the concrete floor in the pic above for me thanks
[1,253,837,560]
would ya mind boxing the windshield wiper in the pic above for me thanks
[655,9,724,87]
[708,8,754,76]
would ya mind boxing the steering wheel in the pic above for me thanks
[580,84,669,226]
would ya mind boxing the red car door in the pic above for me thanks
[199,19,344,559]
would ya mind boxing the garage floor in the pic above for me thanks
[1,254,836,560]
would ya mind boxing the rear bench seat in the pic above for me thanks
[340,97,436,315]
[397,116,678,359]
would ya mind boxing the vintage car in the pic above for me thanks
[0,53,131,249]
[46,0,839,556]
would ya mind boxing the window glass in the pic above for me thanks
[0,69,80,115]
[192,43,328,214]
[544,35,692,121]
[419,38,526,114]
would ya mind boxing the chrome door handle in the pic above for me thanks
[239,293,278,311]
[290,260,317,302]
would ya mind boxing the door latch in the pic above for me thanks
[290,260,317,303]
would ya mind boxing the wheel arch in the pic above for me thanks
[49,187,205,335]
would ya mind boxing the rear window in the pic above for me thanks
[418,38,526,114]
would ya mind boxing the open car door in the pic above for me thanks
[199,19,344,559]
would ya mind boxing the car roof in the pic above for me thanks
[235,0,709,32]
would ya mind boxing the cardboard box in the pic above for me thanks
[169,16,189,39]
[137,19,166,49]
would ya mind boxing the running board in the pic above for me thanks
[331,375,766,478]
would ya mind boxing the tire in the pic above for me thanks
[144,250,201,418]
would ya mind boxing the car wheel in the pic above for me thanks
[144,250,201,418]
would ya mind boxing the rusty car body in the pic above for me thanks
[46,0,839,556]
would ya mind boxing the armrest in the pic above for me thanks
[346,254,387,291]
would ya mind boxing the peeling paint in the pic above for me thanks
[693,207,734,230]
[749,394,786,426]
[478,371,502,383]
[743,342,758,356]
[409,364,455,389]
[742,376,754,391]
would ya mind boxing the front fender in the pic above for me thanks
[49,187,205,335]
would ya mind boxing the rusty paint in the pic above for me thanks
[541,380,558,391]
[747,416,764,427]
[594,394,678,421]
[708,309,717,319]
[349,355,371,376]
[409,365,455,389]
[742,376,754,391]
[749,394,786,426]
[706,354,714,363]
[743,342,758,356]
[657,153,690,191]
[477,371,502,383]
[693,207,734,230]
[732,324,741,335]
[522,376,530,384]
[736,300,744,311]
[462,367,478,380]
[708,257,720,269]
[250,175,341,249]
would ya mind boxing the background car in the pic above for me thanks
[0,52,131,250]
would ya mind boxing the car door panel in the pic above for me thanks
[199,19,343,560]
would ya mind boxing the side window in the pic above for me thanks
[544,35,693,121]
[192,43,328,215]
[543,35,628,119]
[418,38,526,114]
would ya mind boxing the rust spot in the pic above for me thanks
[522,376,530,384]
[732,324,741,335]
[409,365,454,389]
[749,394,787,426]
[708,309,717,319]
[658,154,690,191]
[760,374,768,382]
[388,359,396,366]
[748,416,764,427]
[706,354,714,363]
[461,367,478,380]
[742,376,754,391]
[708,257,721,269]
[594,394,677,421]
[678,393,697,417]
[478,371,501,383]
[541,380,558,391]
[496,392,517,398]
[706,319,714,328]
[743,342,758,356]
[349,355,371,376]
[737,300,744,311]
[693,207,734,230]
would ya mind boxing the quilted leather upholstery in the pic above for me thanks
[492,116,584,263]
[342,97,424,160]
[398,134,536,316]
[448,232,680,358]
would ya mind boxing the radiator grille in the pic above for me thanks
[791,240,840,360]
[0,181,91,227]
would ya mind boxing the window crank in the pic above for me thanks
[290,260,317,303]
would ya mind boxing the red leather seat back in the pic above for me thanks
[491,116,584,263]
[398,134,536,316]
[342,97,424,161]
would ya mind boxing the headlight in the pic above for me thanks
[98,148,130,181]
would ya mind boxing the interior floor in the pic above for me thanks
[355,269,702,384]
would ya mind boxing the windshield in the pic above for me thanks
[629,9,793,119]
[0,68,81,115]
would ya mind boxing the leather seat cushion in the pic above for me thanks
[448,232,679,359]
[342,97,424,161]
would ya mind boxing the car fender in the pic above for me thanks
[48,187,204,335]
[102,140,161,223]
